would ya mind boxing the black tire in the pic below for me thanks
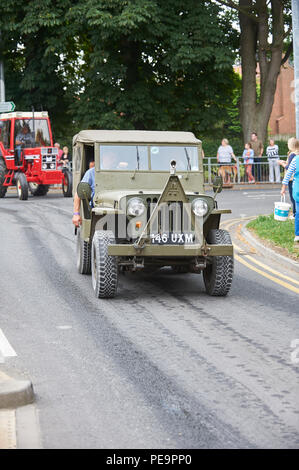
[62,169,72,197]
[16,173,29,200]
[76,228,91,274]
[203,229,234,296]
[0,159,7,198]
[91,230,118,298]
[29,183,50,196]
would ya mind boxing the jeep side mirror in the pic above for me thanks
[212,176,223,194]
[77,182,92,200]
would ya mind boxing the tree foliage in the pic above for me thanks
[0,0,238,141]
[213,0,293,143]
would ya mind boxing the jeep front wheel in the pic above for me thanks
[203,229,234,296]
[16,173,29,200]
[91,230,118,298]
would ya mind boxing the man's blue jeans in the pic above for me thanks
[289,181,296,215]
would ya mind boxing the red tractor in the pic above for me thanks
[0,111,72,200]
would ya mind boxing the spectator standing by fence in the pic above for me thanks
[266,138,280,183]
[216,139,237,184]
[242,142,255,183]
[59,146,71,168]
[250,132,263,182]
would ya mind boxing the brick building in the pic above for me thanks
[268,61,296,138]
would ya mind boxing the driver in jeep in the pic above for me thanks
[72,151,124,227]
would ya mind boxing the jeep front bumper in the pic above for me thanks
[108,244,233,257]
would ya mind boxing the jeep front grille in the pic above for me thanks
[146,198,187,232]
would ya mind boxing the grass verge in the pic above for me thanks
[247,214,298,258]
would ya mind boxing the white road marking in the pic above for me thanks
[56,325,72,330]
[0,329,17,357]
[0,410,16,449]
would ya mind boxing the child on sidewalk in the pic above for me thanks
[242,143,255,183]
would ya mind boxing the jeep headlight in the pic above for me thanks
[192,198,209,217]
[127,197,145,217]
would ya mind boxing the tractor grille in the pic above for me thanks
[41,148,57,170]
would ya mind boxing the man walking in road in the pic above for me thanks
[250,132,263,182]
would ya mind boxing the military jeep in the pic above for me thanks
[73,130,233,298]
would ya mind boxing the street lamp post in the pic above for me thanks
[292,0,299,138]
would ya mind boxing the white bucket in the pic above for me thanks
[274,195,291,221]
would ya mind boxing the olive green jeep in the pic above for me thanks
[73,130,233,298]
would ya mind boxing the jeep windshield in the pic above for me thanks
[99,145,199,171]
[14,119,51,147]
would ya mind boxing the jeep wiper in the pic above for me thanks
[184,147,191,179]
[136,145,140,170]
[131,146,140,179]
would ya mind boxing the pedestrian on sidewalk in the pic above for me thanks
[242,142,255,183]
[280,138,299,242]
[279,137,298,219]
[250,132,263,182]
[266,138,280,183]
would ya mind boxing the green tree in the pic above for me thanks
[214,1,293,143]
[0,0,239,139]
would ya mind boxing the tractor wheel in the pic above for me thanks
[76,228,91,274]
[62,169,72,197]
[91,230,118,298]
[0,159,7,198]
[16,173,29,201]
[203,229,234,296]
[29,183,50,196]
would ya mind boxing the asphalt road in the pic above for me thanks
[0,188,298,449]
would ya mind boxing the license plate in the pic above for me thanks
[150,232,194,245]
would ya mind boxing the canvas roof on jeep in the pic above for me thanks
[73,130,201,145]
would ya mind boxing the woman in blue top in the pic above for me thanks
[279,137,297,219]
[242,142,255,183]
[281,138,299,242]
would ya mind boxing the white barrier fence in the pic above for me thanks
[203,157,288,185]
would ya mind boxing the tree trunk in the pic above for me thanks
[239,0,284,144]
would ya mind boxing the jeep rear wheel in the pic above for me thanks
[203,229,234,296]
[0,160,7,198]
[16,173,29,200]
[29,183,49,196]
[91,230,118,298]
[62,169,72,197]
[76,229,91,274]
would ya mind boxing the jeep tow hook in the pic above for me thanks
[202,245,211,257]
[133,242,145,253]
